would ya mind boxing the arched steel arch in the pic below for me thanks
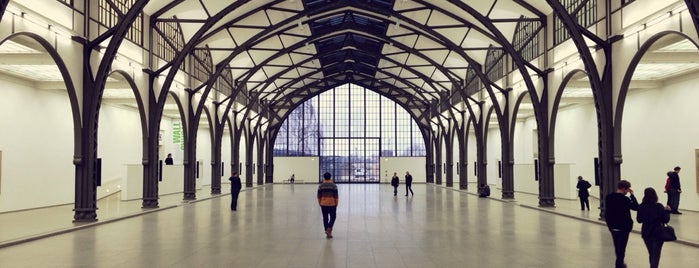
[615,31,699,161]
[0,32,80,158]
[268,72,433,133]
[550,69,590,159]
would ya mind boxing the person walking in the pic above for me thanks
[404,171,413,196]
[637,187,671,268]
[576,176,592,210]
[667,166,682,214]
[604,180,639,268]
[228,172,242,211]
[318,172,339,238]
[390,172,399,196]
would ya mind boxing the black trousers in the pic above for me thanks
[321,206,337,230]
[393,186,398,196]
[610,229,631,268]
[230,191,240,210]
[667,189,680,212]
[405,184,413,195]
[579,196,590,210]
[642,236,664,268]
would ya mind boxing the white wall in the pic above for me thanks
[553,100,600,198]
[221,131,232,177]
[239,135,247,179]
[380,157,426,183]
[510,72,699,211]
[486,126,502,187]
[0,74,74,212]
[97,104,184,203]
[0,74,187,212]
[513,118,537,163]
[271,156,427,184]
[273,156,320,183]
[196,126,212,185]
[123,164,195,200]
[451,137,459,185]
[97,101,144,197]
[620,73,699,211]
[467,132,477,182]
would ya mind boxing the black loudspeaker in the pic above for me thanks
[534,159,539,181]
[196,161,200,178]
[221,162,224,175]
[474,161,477,176]
[158,160,163,182]
[95,158,102,186]
[456,162,459,175]
[498,160,502,178]
[594,157,600,186]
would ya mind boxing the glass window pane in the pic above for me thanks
[273,83,426,178]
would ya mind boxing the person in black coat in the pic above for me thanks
[228,172,242,211]
[576,176,592,210]
[404,171,413,196]
[390,172,399,196]
[667,166,682,214]
[164,153,174,165]
[478,183,490,198]
[604,180,639,268]
[637,187,671,268]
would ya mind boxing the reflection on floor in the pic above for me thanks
[0,184,697,267]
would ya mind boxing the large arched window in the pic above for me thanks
[273,83,425,182]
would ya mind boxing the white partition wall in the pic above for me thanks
[380,157,426,183]
[273,157,320,183]
[123,164,197,201]
[514,164,537,195]
[272,156,427,184]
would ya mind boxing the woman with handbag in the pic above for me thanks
[637,187,671,268]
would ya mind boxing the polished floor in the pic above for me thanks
[0,183,697,268]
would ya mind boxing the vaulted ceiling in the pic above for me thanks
[143,0,548,128]
[1,0,698,130]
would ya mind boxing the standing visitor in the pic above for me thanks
[165,153,174,165]
[637,187,671,268]
[390,172,399,196]
[229,172,242,211]
[667,166,682,214]
[317,172,339,238]
[576,176,592,210]
[604,180,639,268]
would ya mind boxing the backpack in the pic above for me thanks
[664,177,670,192]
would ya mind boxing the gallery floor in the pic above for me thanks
[0,183,697,267]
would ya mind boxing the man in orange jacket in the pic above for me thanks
[318,172,339,238]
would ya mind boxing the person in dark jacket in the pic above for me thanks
[637,187,671,268]
[576,176,592,210]
[404,171,413,196]
[667,166,682,214]
[164,153,174,165]
[390,172,399,196]
[228,172,242,211]
[604,180,639,268]
[478,183,490,198]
